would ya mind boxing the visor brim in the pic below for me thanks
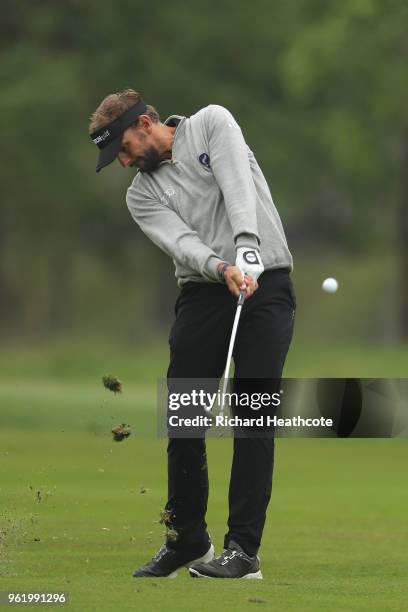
[95,135,123,173]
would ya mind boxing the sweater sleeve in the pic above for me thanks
[204,104,260,250]
[126,183,224,281]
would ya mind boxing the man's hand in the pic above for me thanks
[218,264,258,298]
[235,247,264,284]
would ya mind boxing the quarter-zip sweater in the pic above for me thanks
[126,104,293,286]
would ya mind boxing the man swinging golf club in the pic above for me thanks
[89,89,296,579]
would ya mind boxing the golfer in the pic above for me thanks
[89,89,295,579]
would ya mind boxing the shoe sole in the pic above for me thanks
[189,567,263,579]
[148,544,215,579]
[184,544,215,568]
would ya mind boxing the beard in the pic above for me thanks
[136,146,161,173]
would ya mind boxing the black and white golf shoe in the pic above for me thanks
[132,541,215,578]
[189,540,262,579]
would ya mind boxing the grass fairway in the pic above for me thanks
[1,430,407,610]
[0,345,407,611]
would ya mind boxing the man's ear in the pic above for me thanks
[138,114,152,133]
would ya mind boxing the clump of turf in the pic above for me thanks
[111,423,131,442]
[159,509,173,525]
[102,374,122,394]
[159,508,179,542]
[166,528,178,542]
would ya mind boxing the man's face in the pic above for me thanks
[118,120,161,173]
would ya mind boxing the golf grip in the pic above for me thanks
[220,289,246,416]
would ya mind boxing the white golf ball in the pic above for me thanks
[322,277,339,293]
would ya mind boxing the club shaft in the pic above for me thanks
[220,290,245,415]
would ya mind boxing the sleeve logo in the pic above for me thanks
[160,187,176,205]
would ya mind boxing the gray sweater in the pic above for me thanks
[126,104,293,286]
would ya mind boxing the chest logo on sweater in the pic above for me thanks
[198,153,211,169]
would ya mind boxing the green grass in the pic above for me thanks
[0,343,407,610]
[1,339,408,382]
[1,342,408,436]
[1,431,407,611]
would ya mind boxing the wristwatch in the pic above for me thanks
[217,262,231,283]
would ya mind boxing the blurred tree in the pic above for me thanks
[276,0,408,334]
[0,0,406,338]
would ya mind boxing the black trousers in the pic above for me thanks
[165,268,296,557]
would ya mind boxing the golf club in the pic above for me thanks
[219,288,246,417]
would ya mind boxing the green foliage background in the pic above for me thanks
[1,0,407,344]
